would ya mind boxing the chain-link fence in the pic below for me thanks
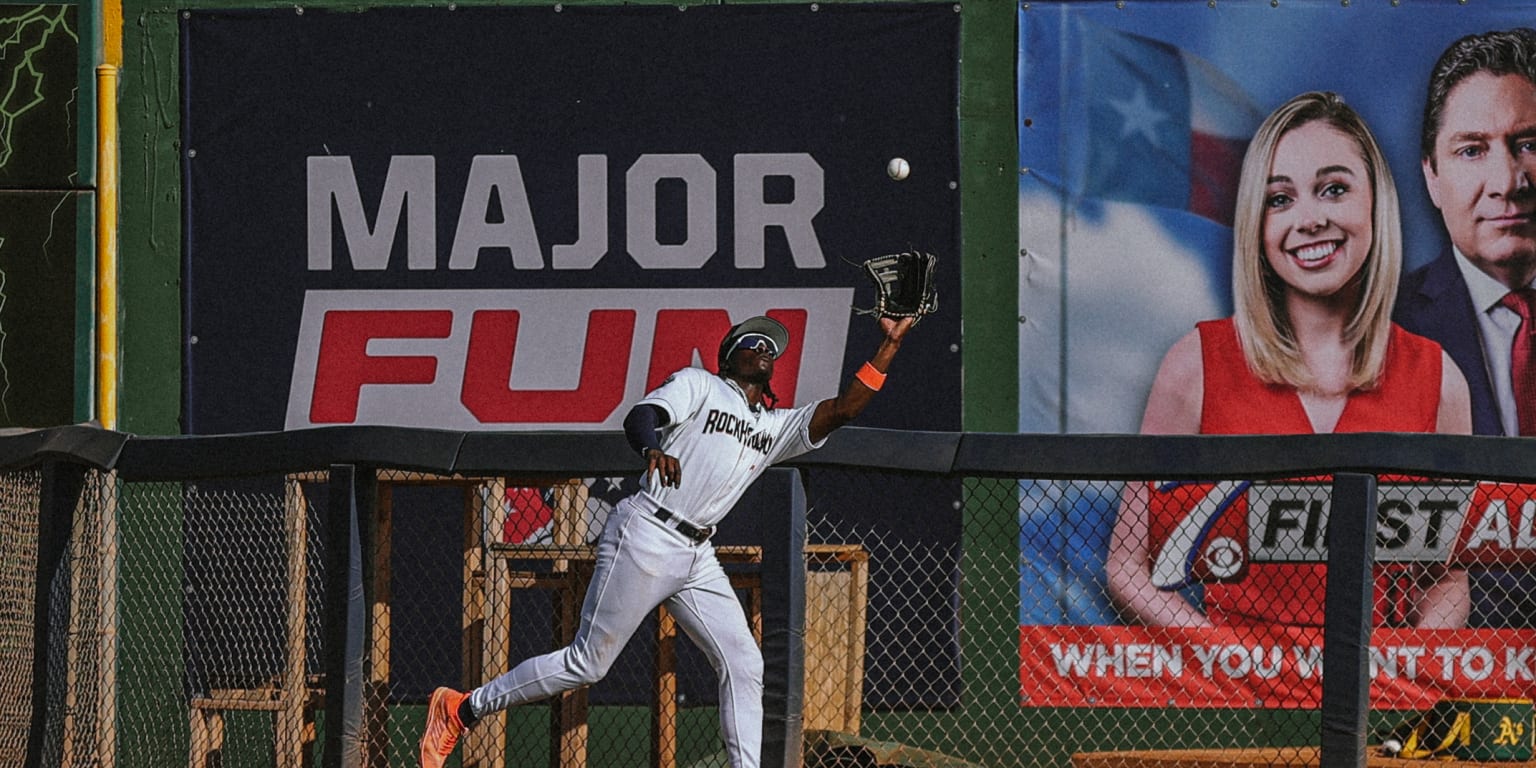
[0,466,116,768]
[6,428,1536,768]
[0,469,42,758]
[800,470,1536,768]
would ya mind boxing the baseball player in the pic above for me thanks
[421,314,916,768]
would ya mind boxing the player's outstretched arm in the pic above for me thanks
[808,316,915,444]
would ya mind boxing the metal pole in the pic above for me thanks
[95,64,119,431]
[757,468,807,768]
[1320,472,1377,768]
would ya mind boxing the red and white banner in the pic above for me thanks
[1148,481,1536,582]
[285,288,853,430]
[1021,624,1536,708]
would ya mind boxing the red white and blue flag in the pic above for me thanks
[1076,20,1261,226]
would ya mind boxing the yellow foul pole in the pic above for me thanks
[95,64,119,430]
[103,0,121,68]
[91,62,123,768]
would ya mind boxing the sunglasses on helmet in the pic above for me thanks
[732,333,779,359]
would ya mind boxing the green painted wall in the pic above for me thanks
[117,0,180,436]
[0,3,97,428]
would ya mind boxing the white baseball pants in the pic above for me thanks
[468,496,764,768]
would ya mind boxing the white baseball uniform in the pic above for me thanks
[469,367,826,768]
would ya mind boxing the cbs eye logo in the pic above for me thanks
[1202,537,1245,580]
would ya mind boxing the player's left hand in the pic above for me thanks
[881,315,916,342]
[645,448,682,488]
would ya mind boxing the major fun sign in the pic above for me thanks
[285,288,851,430]
[180,6,960,435]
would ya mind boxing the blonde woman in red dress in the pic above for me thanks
[1106,91,1472,629]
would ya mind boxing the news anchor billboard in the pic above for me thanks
[1018,2,1536,709]
[182,5,959,436]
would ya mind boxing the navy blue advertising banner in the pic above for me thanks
[181,4,960,435]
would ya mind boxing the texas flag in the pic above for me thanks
[1015,18,1267,626]
[1075,20,1262,226]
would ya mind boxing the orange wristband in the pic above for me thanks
[855,362,886,391]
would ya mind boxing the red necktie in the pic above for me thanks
[1500,289,1536,436]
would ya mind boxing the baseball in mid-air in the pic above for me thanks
[887,157,911,181]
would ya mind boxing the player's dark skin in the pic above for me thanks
[642,315,915,489]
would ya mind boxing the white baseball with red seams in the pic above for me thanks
[466,366,826,768]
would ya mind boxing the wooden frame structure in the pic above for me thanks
[182,470,868,768]
[187,477,321,768]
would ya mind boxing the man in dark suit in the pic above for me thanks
[1395,27,1536,627]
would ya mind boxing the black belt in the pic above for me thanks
[655,509,713,544]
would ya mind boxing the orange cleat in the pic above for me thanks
[419,687,468,768]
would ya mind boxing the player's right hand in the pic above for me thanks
[644,448,682,488]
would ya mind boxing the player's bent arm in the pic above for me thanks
[1106,482,1214,627]
[624,404,681,488]
[1435,351,1472,435]
[808,317,915,444]
[624,404,667,455]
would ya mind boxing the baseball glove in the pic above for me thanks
[854,250,939,324]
